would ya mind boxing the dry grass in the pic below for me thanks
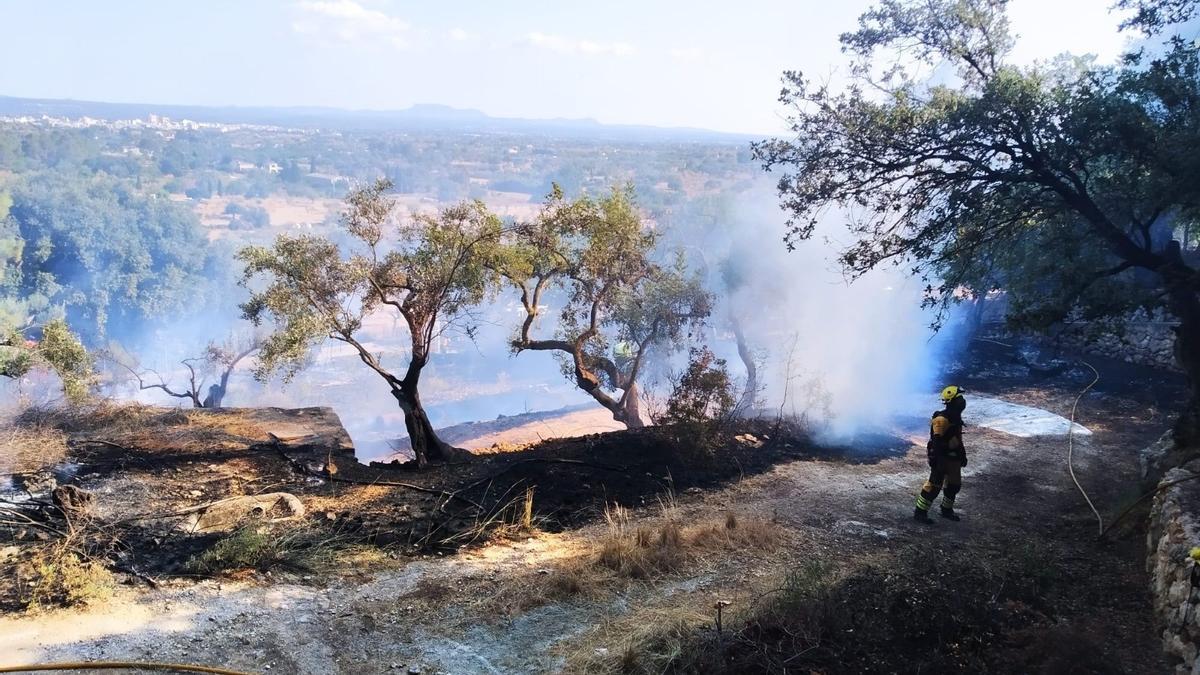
[0,424,69,474]
[687,512,786,552]
[118,409,270,453]
[16,400,163,434]
[443,486,541,549]
[8,543,116,612]
[16,402,274,454]
[484,503,785,623]
[597,503,688,578]
[19,402,263,434]
[564,606,713,674]
[597,503,784,580]
[482,557,616,619]
[564,559,837,674]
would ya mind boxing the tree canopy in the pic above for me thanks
[239,179,502,465]
[755,0,1200,445]
[5,175,224,342]
[495,186,711,427]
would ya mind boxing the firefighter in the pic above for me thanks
[914,385,967,524]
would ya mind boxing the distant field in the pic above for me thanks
[193,195,341,228]
[193,189,546,242]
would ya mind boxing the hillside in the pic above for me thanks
[0,342,1183,673]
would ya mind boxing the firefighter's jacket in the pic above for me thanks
[927,408,966,464]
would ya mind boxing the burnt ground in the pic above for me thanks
[0,338,1189,673]
[0,395,906,586]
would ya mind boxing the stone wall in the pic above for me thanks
[979,305,1180,371]
[1060,319,1179,371]
[1148,453,1200,673]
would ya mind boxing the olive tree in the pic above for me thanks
[496,186,710,428]
[1,318,92,402]
[238,179,501,466]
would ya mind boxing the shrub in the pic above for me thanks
[654,347,736,453]
[22,546,114,610]
[186,525,344,575]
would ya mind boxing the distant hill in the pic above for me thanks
[0,95,755,143]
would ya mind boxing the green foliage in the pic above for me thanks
[5,174,221,340]
[24,548,114,610]
[187,527,281,574]
[754,0,1200,335]
[496,185,711,424]
[655,346,737,451]
[239,178,503,463]
[186,526,353,575]
[661,347,736,425]
[1,319,93,402]
[223,202,270,229]
[1118,0,1199,33]
[240,178,503,383]
[36,319,94,402]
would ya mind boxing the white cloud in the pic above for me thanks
[525,32,635,57]
[449,27,471,41]
[294,0,410,50]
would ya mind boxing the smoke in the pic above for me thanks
[686,181,968,441]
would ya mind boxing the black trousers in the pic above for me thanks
[916,456,962,511]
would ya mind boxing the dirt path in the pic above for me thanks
[0,369,1175,674]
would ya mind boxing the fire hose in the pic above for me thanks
[0,662,255,674]
[1068,359,1105,536]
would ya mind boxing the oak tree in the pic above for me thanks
[755,0,1200,451]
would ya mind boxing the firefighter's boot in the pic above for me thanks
[913,507,934,524]
[940,489,961,521]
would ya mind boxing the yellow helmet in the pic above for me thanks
[940,385,963,403]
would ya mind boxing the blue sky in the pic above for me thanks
[0,0,1134,133]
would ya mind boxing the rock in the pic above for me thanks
[52,485,95,518]
[180,492,306,533]
[735,433,764,448]
[1147,462,1200,673]
[1140,430,1177,483]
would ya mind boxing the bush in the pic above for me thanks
[187,526,281,574]
[20,546,114,611]
[654,347,736,453]
[186,525,345,575]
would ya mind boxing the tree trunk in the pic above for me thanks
[1164,242,1200,465]
[732,316,757,411]
[204,364,237,408]
[392,383,465,468]
[617,382,646,428]
[202,384,224,408]
[970,294,988,335]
